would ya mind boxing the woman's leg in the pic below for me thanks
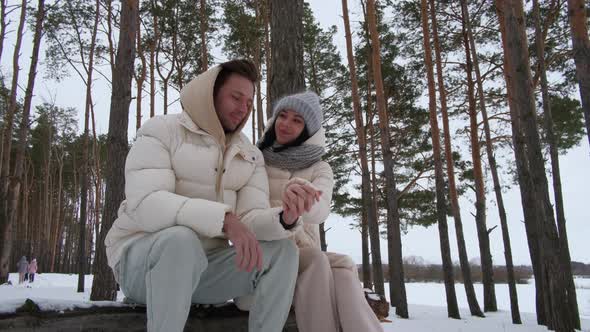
[327,253,384,332]
[294,247,340,332]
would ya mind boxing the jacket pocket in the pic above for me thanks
[224,148,258,190]
[237,149,258,164]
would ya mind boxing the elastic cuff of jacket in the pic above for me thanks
[279,211,297,230]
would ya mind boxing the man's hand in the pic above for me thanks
[281,183,322,224]
[223,213,263,272]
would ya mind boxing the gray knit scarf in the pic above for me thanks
[262,143,325,171]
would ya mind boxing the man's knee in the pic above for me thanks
[261,238,298,267]
[274,238,299,261]
[149,226,207,272]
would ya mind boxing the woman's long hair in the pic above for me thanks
[257,116,310,152]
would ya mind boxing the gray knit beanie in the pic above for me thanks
[272,91,323,135]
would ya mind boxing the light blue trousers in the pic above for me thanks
[115,225,299,332]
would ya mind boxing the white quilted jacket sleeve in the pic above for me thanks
[236,151,302,240]
[124,117,231,238]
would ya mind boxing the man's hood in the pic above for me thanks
[179,66,252,146]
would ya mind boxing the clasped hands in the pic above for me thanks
[223,182,322,272]
[280,182,322,225]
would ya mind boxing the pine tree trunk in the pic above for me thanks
[0,0,27,284]
[47,169,54,266]
[105,0,115,74]
[43,139,53,271]
[269,0,305,102]
[465,0,521,322]
[22,162,30,259]
[319,223,327,251]
[498,1,573,330]
[199,0,207,72]
[533,0,580,328]
[358,1,385,297]
[135,14,146,131]
[64,205,75,272]
[421,0,460,319]
[90,0,138,301]
[155,64,172,115]
[172,8,183,90]
[365,50,385,297]
[41,153,52,272]
[149,17,156,118]
[155,2,174,117]
[256,79,264,139]
[78,0,100,293]
[341,0,373,290]
[263,0,272,119]
[566,0,590,151]
[51,156,64,272]
[361,210,372,288]
[254,1,264,140]
[90,104,102,267]
[459,0,497,313]
[8,0,44,276]
[368,110,384,295]
[0,0,6,63]
[163,81,168,115]
[495,4,547,324]
[366,0,407,317]
[427,0,483,318]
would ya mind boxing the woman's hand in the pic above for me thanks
[281,183,322,224]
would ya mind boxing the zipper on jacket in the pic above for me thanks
[179,114,227,204]
[215,146,225,202]
[178,114,245,207]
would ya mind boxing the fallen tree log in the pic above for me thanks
[0,299,298,331]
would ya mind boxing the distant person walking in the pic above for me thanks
[17,256,29,284]
[28,258,38,283]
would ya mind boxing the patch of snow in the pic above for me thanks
[0,273,125,314]
[1,273,589,331]
[576,277,590,290]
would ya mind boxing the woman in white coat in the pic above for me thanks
[257,91,384,332]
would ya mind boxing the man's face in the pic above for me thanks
[214,74,254,132]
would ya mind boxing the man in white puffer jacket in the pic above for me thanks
[105,60,312,332]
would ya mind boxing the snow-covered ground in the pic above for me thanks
[1,273,589,331]
[386,277,590,319]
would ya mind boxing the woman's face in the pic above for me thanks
[274,109,305,145]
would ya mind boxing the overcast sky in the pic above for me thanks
[1,0,588,266]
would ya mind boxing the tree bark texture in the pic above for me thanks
[90,0,138,301]
[463,0,521,322]
[497,1,574,330]
[270,0,305,103]
[0,0,27,284]
[566,0,590,151]
[366,0,408,318]
[459,0,497,313]
[421,0,460,319]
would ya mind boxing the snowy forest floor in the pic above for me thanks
[1,273,589,331]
